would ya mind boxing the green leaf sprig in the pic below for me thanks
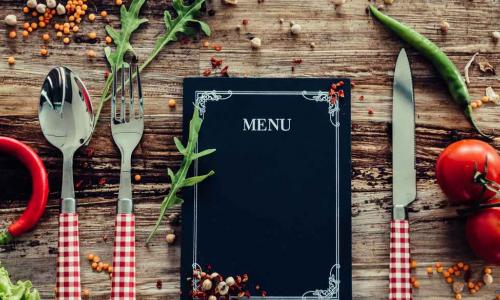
[146,107,215,244]
[94,0,211,127]
[94,0,148,127]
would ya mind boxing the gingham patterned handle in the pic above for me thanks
[56,213,81,300]
[111,213,136,300]
[389,220,412,300]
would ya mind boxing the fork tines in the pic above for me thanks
[111,60,144,123]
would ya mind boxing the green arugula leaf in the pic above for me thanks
[94,0,211,128]
[183,170,215,187]
[173,137,187,155]
[94,0,148,128]
[146,107,215,244]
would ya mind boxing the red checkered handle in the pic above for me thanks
[111,213,136,300]
[56,213,81,300]
[389,220,412,300]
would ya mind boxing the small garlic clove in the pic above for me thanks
[56,3,66,15]
[27,0,37,8]
[4,15,17,26]
[225,277,235,287]
[486,86,499,104]
[36,3,46,13]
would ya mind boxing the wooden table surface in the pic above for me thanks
[0,0,499,299]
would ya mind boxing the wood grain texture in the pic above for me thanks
[0,0,499,299]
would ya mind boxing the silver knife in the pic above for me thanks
[389,48,416,300]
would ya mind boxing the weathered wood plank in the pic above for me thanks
[0,0,499,299]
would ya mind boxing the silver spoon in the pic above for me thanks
[39,66,93,298]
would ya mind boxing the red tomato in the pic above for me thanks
[436,139,500,205]
[466,198,500,264]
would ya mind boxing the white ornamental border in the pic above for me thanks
[190,90,342,300]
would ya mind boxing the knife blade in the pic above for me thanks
[389,48,416,300]
[392,48,416,220]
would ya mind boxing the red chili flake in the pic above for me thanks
[85,147,95,158]
[220,65,229,77]
[368,109,374,115]
[242,19,249,25]
[180,36,190,44]
[202,69,212,77]
[291,66,295,72]
[338,90,345,98]
[337,81,344,87]
[214,45,222,52]
[102,234,108,242]
[104,70,109,79]
[351,82,356,88]
[210,56,223,68]
[156,280,163,289]
[98,177,106,185]
[261,290,267,297]
[330,95,337,105]
[75,179,84,189]
[359,95,365,101]
[292,58,302,64]
[331,83,337,90]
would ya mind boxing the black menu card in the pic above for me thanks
[181,78,351,299]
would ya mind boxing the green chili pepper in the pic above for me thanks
[368,5,491,139]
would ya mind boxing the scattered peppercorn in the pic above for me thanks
[40,48,48,56]
[8,31,17,39]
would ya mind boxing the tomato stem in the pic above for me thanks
[457,202,500,216]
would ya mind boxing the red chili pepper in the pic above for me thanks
[0,137,48,245]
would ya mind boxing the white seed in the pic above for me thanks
[46,0,57,8]
[4,15,17,26]
[310,42,316,48]
[208,296,217,300]
[56,3,66,15]
[291,23,302,35]
[166,233,176,245]
[289,20,295,27]
[225,277,235,287]
[26,0,37,8]
[210,272,220,279]
[452,281,464,293]
[202,279,212,291]
[279,18,284,24]
[36,3,46,13]
[250,37,261,49]
[236,24,241,31]
[217,282,229,295]
[376,4,385,10]
[483,273,493,285]
[492,31,500,43]
[223,0,238,4]
[440,20,450,34]
[332,0,346,5]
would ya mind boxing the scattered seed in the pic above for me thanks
[7,56,15,65]
[156,280,163,289]
[309,42,316,48]
[4,15,17,26]
[168,99,177,108]
[166,233,176,245]
[82,289,90,298]
[492,31,500,43]
[291,23,302,35]
[40,48,48,56]
[87,50,96,58]
[134,174,142,182]
[440,20,450,34]
[250,37,261,49]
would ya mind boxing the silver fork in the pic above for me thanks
[110,61,144,300]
